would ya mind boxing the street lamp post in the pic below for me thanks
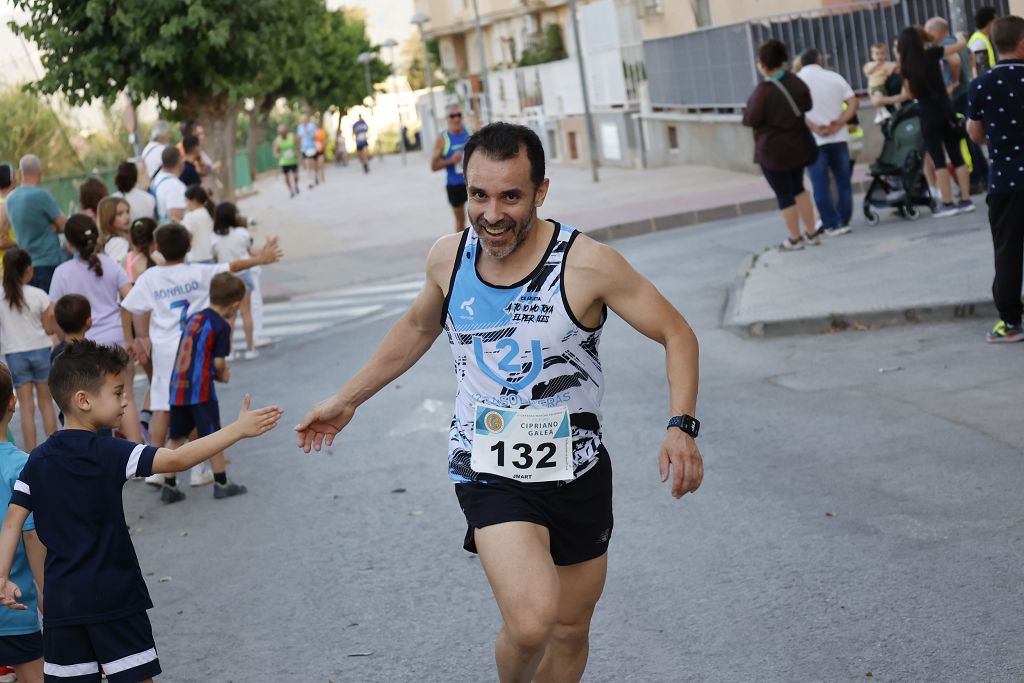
[382,38,407,166]
[411,11,439,144]
[470,0,492,125]
[569,0,599,183]
[357,50,382,164]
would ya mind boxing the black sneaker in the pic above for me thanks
[160,484,186,504]
[213,481,248,499]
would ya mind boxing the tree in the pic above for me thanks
[0,87,83,175]
[10,0,320,200]
[519,23,568,67]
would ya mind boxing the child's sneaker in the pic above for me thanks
[985,320,1024,343]
[932,203,959,218]
[214,481,248,499]
[0,665,17,682]
[160,484,186,504]
[145,473,165,488]
[190,461,214,487]
[956,199,976,214]
[243,349,259,360]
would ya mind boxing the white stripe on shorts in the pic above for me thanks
[44,660,100,677]
[102,646,158,675]
[125,444,147,479]
[13,480,29,496]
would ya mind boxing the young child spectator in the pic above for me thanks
[121,224,281,486]
[0,362,45,683]
[111,160,156,223]
[50,294,90,363]
[212,203,259,359]
[0,340,283,681]
[48,214,143,443]
[161,272,249,503]
[127,218,161,284]
[0,249,56,450]
[179,136,202,188]
[183,185,215,263]
[96,196,132,268]
[864,42,897,123]
[77,177,108,220]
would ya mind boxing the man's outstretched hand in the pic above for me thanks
[295,394,355,453]
[659,430,704,499]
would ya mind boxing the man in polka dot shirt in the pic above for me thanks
[968,15,1024,343]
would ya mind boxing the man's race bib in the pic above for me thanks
[471,404,574,483]
[282,148,296,161]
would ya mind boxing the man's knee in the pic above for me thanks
[505,608,558,652]
[549,616,592,653]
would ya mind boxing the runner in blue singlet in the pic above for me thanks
[353,115,370,174]
[296,122,703,682]
[431,103,471,232]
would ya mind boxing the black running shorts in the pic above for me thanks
[455,448,613,566]
[446,183,468,208]
[44,612,160,683]
[281,164,298,175]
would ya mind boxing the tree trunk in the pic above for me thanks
[246,96,266,181]
[186,97,242,203]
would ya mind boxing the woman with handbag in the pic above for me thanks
[743,39,821,251]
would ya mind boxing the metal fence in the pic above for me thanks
[645,0,1010,110]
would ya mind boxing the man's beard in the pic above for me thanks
[474,204,537,260]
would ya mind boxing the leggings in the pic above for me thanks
[921,108,965,169]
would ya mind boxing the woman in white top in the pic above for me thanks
[0,248,57,450]
[182,185,215,263]
[49,215,142,443]
[211,202,257,358]
[97,195,132,268]
[111,160,156,222]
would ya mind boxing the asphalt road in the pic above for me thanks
[125,211,1024,682]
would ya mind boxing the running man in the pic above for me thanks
[314,123,327,185]
[272,125,300,198]
[353,115,370,173]
[297,115,319,188]
[431,103,471,232]
[296,123,703,682]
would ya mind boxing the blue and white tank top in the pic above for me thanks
[442,129,470,186]
[442,222,605,484]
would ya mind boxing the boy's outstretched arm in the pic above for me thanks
[150,396,283,474]
[0,504,30,610]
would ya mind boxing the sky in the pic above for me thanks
[329,0,417,46]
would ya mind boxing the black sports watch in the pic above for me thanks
[667,415,700,438]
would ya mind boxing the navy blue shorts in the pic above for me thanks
[168,400,221,440]
[43,612,160,682]
[0,630,42,665]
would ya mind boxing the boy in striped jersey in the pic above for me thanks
[161,272,247,503]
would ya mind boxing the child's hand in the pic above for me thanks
[256,237,284,265]
[235,395,284,438]
[0,578,26,611]
[217,365,231,384]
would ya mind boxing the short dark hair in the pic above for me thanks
[210,272,246,307]
[161,145,181,170]
[799,48,821,67]
[180,119,198,138]
[54,294,91,335]
[78,177,109,213]
[992,15,1024,55]
[114,161,138,194]
[182,135,199,155]
[48,339,129,413]
[463,122,546,188]
[976,6,998,31]
[155,223,191,261]
[0,362,12,409]
[0,163,13,191]
[758,39,789,70]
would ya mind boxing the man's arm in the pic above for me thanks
[151,396,282,474]
[943,33,968,57]
[0,505,31,610]
[167,207,185,222]
[967,119,986,145]
[295,235,458,453]
[51,213,66,234]
[574,237,702,499]
[430,135,453,171]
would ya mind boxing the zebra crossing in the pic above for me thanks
[233,278,423,348]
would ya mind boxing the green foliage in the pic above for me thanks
[298,9,387,115]
[0,87,82,174]
[518,23,568,67]
[404,35,445,91]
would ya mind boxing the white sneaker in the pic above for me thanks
[190,461,214,487]
[243,349,260,360]
[226,350,240,361]
[145,473,165,488]
[873,108,891,124]
[254,337,273,348]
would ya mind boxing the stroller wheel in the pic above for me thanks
[905,205,921,221]
[865,205,881,226]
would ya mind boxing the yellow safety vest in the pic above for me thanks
[969,31,996,72]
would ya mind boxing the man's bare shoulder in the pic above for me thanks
[565,232,626,273]
[426,231,465,288]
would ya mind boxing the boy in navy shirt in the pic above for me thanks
[161,272,247,503]
[0,340,282,682]
[0,362,44,683]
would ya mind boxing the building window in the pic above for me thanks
[668,126,679,152]
[636,0,663,18]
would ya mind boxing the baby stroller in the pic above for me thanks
[862,102,933,225]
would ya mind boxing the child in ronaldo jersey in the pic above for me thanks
[121,223,281,489]
[160,272,247,503]
[0,340,283,682]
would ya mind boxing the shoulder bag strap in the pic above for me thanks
[769,78,803,120]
